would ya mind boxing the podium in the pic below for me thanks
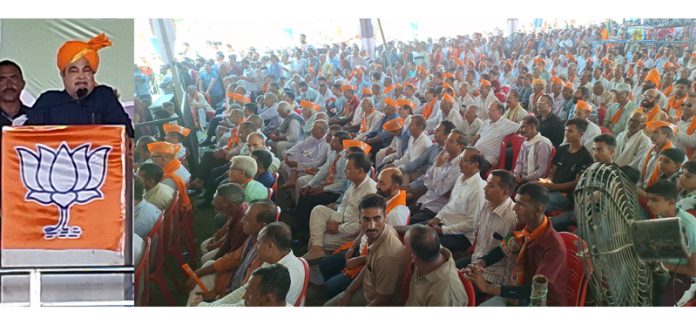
[0,125,132,306]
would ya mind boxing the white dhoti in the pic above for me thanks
[293,174,314,204]
[186,260,216,306]
[308,205,353,251]
[376,149,397,168]
[200,247,219,265]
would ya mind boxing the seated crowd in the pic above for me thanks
[133,20,696,307]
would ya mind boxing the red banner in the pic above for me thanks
[2,126,126,251]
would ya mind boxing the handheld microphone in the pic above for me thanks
[76,88,88,99]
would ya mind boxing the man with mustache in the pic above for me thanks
[0,60,30,129]
[25,33,134,138]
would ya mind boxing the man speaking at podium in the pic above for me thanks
[25,33,134,138]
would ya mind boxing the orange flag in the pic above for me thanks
[2,126,127,254]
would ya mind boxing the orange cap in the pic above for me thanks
[442,82,454,91]
[56,33,112,73]
[227,92,251,104]
[443,72,455,79]
[442,93,455,103]
[383,118,404,132]
[341,85,356,92]
[417,66,427,74]
[645,68,661,89]
[575,100,592,112]
[564,81,574,89]
[396,99,414,108]
[362,88,373,95]
[551,76,563,85]
[163,124,191,137]
[300,100,314,109]
[343,139,371,154]
[384,98,398,107]
[403,82,416,89]
[663,61,675,69]
[480,79,491,88]
[147,141,181,155]
[646,120,677,134]
[532,78,545,86]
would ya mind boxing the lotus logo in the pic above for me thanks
[16,142,111,239]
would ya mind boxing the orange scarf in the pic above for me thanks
[642,141,673,188]
[609,102,628,126]
[685,117,696,158]
[334,190,407,278]
[511,216,550,286]
[422,99,436,119]
[667,96,686,120]
[360,110,373,133]
[226,126,240,150]
[663,85,673,97]
[642,105,662,122]
[163,159,192,213]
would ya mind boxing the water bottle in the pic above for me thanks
[529,274,548,306]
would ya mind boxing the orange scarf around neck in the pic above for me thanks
[422,99,437,119]
[163,159,192,212]
[511,216,550,286]
[642,141,673,188]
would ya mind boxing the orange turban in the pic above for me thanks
[343,139,371,154]
[383,118,404,132]
[227,92,251,104]
[480,79,491,88]
[163,124,191,137]
[384,98,397,107]
[341,85,356,92]
[564,81,574,89]
[147,141,181,155]
[646,120,677,134]
[663,61,675,69]
[575,100,592,113]
[442,93,455,103]
[551,76,563,85]
[362,88,373,95]
[397,99,414,108]
[645,69,661,89]
[57,33,112,73]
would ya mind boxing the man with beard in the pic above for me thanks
[665,79,691,121]
[27,33,133,137]
[637,88,669,123]
[324,194,408,306]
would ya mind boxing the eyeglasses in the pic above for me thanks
[641,95,657,100]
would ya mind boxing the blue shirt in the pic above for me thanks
[255,171,275,188]
[26,85,134,137]
[199,68,224,97]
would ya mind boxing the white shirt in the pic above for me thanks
[134,199,162,238]
[395,132,433,167]
[614,130,652,170]
[459,117,482,145]
[473,91,499,120]
[438,174,487,243]
[356,109,385,140]
[474,117,520,166]
[200,250,305,307]
[676,118,696,154]
[337,175,378,236]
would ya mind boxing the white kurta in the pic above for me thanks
[474,117,520,166]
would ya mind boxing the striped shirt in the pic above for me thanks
[472,197,518,285]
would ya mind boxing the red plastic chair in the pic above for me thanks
[276,206,282,221]
[146,213,175,306]
[295,257,310,307]
[559,232,591,306]
[457,270,476,307]
[135,237,151,306]
[268,187,274,200]
[495,133,525,171]
[546,146,557,178]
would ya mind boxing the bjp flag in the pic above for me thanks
[2,125,127,266]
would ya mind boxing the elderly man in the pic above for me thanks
[503,89,529,123]
[355,97,385,141]
[473,102,520,167]
[676,95,696,159]
[304,152,377,260]
[137,163,175,212]
[404,225,468,306]
[473,79,499,120]
[557,82,576,121]
[459,105,482,145]
[325,194,408,306]
[639,121,677,190]
[394,115,433,172]
[194,222,305,307]
[186,201,277,305]
[464,183,568,306]
[241,264,293,307]
[280,119,330,187]
[425,147,487,252]
[258,92,281,131]
[364,98,399,152]
[514,116,554,185]
[300,100,320,138]
[589,80,615,110]
[408,130,467,224]
[614,111,652,169]
[228,156,268,203]
[26,33,133,137]
[148,141,191,191]
[397,121,454,185]
[604,83,637,135]
[269,101,304,157]
[375,117,409,168]
[199,183,246,263]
